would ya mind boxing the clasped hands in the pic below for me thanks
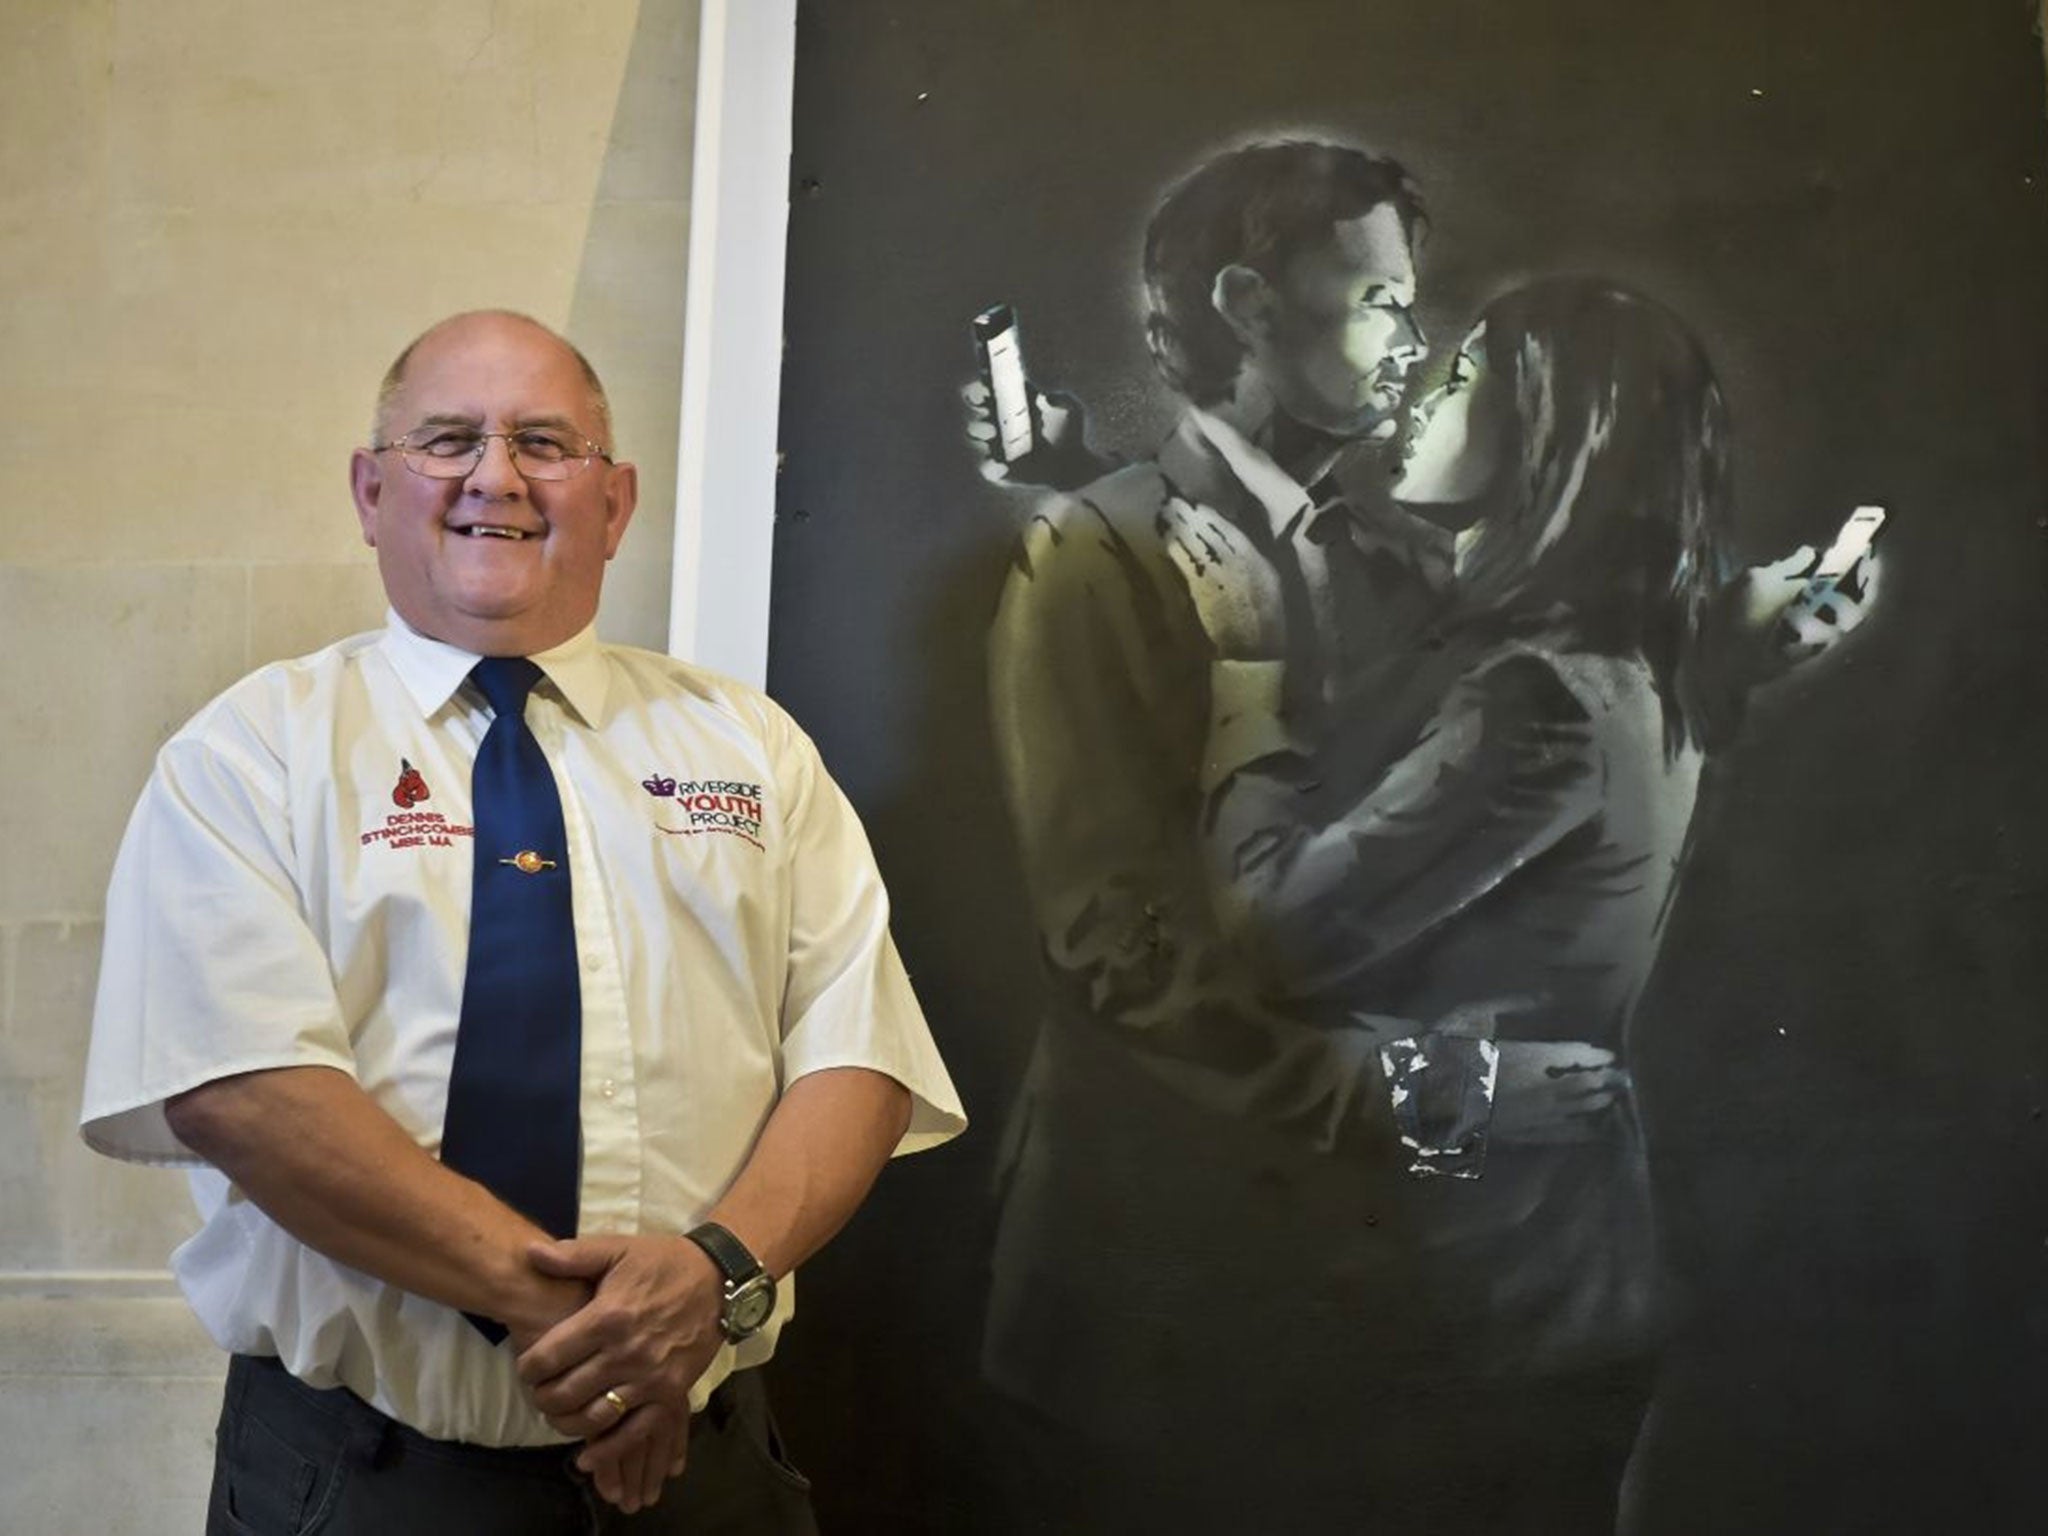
[508,1233,728,1515]
[1365,1001,1630,1150]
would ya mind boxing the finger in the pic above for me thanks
[1200,513,1244,555]
[965,420,997,443]
[577,1405,645,1474]
[530,1357,626,1416]
[584,1438,628,1508]
[1162,535,1202,583]
[1540,1045,1616,1076]
[611,1443,651,1515]
[1764,544,1817,580]
[515,1313,611,1388]
[1437,994,1542,1033]
[1182,515,1234,567]
[960,380,988,404]
[631,1441,663,1515]
[1552,1077,1623,1107]
[579,1402,683,1511]
[1779,609,1827,651]
[526,1237,619,1280]
[582,1384,635,1438]
[641,1424,673,1507]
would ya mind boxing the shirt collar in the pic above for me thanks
[1187,407,1319,540]
[376,611,610,726]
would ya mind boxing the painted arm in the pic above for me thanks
[1204,649,1607,1000]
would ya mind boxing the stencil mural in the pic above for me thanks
[765,4,2048,1533]
[969,141,1880,1533]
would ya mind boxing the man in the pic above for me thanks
[80,310,965,1534]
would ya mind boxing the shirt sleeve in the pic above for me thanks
[988,493,1395,1153]
[80,699,358,1166]
[1204,647,1607,1000]
[769,707,966,1154]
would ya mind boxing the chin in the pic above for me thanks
[1323,411,1399,445]
[1327,389,1405,442]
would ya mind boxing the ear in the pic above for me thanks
[349,448,384,548]
[601,460,640,559]
[1211,264,1276,346]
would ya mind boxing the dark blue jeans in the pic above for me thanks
[206,1355,818,1536]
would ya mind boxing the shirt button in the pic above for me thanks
[601,1080,617,1100]
[583,951,605,969]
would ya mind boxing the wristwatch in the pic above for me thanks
[684,1222,778,1342]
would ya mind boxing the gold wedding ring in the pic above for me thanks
[603,1388,629,1418]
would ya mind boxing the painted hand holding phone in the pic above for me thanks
[1780,505,1885,651]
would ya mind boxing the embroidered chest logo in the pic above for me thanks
[642,773,767,851]
[391,759,431,808]
[362,758,474,851]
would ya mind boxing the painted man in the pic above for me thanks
[981,140,1501,1528]
[82,310,965,1535]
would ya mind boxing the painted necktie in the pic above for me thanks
[441,657,582,1341]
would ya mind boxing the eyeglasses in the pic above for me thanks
[372,426,614,481]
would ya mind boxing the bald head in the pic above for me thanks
[372,310,614,451]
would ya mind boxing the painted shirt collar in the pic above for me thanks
[1187,406,1320,540]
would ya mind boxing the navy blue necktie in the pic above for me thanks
[441,657,583,1341]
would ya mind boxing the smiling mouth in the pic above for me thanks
[457,524,536,541]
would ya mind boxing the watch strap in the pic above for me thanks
[685,1221,765,1285]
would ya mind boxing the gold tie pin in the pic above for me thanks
[500,851,558,874]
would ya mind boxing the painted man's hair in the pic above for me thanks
[1452,278,1733,755]
[1142,140,1424,406]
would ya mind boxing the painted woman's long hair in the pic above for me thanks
[1451,278,1732,755]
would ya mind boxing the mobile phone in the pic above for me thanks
[1782,505,1885,634]
[1807,505,1886,591]
[972,304,1038,463]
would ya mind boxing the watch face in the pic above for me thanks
[727,1274,777,1337]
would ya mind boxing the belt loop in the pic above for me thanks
[343,1396,396,1471]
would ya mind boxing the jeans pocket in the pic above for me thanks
[723,1380,812,1494]
[216,1395,350,1535]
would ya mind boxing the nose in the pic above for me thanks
[1393,304,1427,359]
[462,432,529,498]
